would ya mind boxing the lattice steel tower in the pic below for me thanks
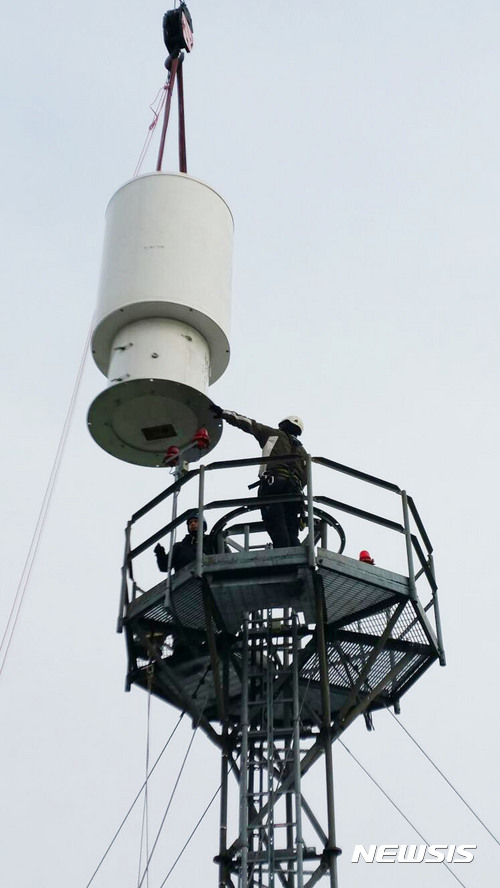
[118,455,445,887]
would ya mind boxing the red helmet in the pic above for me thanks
[359,550,375,565]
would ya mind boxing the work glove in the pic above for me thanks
[209,403,224,419]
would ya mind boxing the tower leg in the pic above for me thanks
[238,617,250,888]
[292,614,304,888]
[315,581,340,888]
[219,651,230,887]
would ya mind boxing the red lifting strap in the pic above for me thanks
[156,52,187,173]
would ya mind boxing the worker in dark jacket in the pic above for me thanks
[210,406,307,548]
[154,515,216,573]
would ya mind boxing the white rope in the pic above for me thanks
[133,83,168,179]
[0,320,92,680]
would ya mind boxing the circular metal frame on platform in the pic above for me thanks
[210,504,347,554]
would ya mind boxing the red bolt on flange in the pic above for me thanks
[163,445,180,465]
[193,427,210,450]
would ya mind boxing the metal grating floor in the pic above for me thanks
[342,600,429,646]
[317,549,410,626]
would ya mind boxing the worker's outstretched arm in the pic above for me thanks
[210,405,274,446]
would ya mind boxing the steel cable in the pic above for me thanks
[339,740,469,888]
[389,711,499,846]
[158,783,222,887]
[137,698,208,888]
[137,668,154,888]
[84,712,184,888]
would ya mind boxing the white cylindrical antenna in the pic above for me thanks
[88,172,233,466]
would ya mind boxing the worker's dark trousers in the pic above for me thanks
[259,476,301,548]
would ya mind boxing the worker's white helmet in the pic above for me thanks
[279,415,304,435]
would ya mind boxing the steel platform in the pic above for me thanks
[123,546,439,734]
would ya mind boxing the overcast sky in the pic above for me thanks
[1,2,499,886]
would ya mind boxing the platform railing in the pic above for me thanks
[118,452,444,663]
